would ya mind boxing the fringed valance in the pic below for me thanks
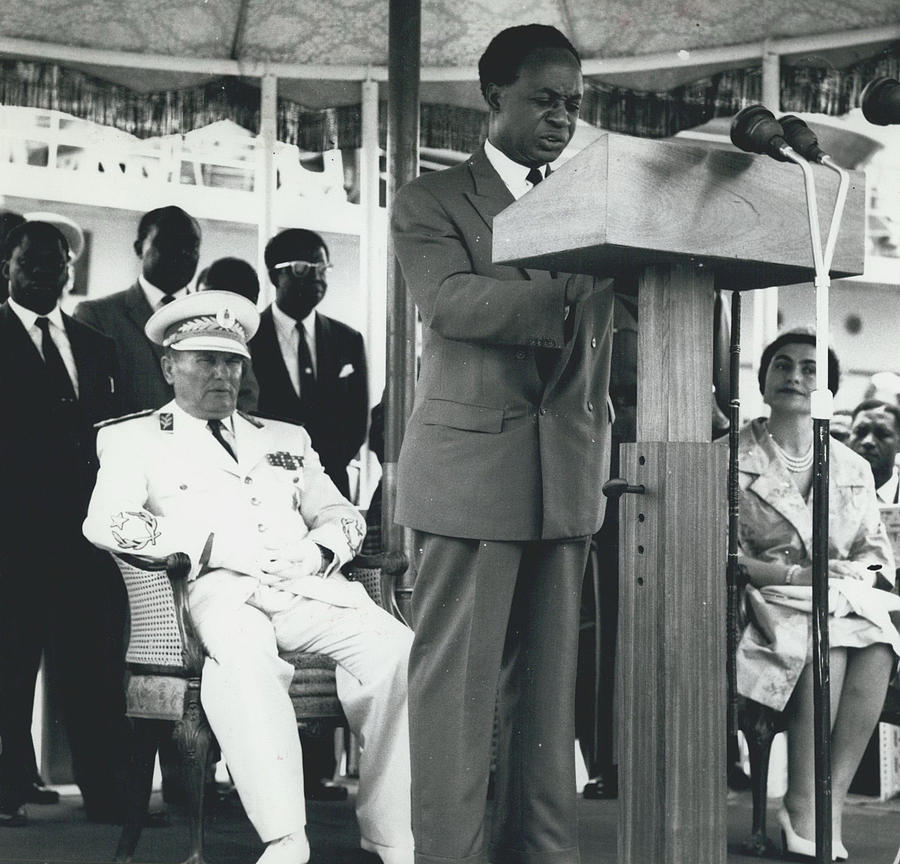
[1,42,897,151]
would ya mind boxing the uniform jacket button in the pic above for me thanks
[257,523,267,533]
[591,336,598,348]
[587,401,594,412]
[244,476,253,485]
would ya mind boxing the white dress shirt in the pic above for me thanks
[8,296,79,397]
[877,467,900,504]
[484,137,548,200]
[271,302,317,397]
[138,273,189,311]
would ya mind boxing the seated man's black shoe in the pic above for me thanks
[583,767,618,800]
[25,781,59,805]
[304,781,348,802]
[0,804,28,827]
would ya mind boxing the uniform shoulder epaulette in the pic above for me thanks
[94,408,156,430]
[238,410,265,428]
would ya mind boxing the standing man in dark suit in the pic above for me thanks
[74,205,257,414]
[250,229,369,800]
[250,229,368,500]
[0,222,129,826]
[391,25,615,864]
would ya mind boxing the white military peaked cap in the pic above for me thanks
[145,290,259,359]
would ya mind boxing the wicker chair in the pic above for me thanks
[112,551,406,864]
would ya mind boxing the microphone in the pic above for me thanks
[730,105,791,162]
[861,77,900,126]
[778,115,827,163]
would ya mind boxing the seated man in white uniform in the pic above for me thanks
[83,291,413,864]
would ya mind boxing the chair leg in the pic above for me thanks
[738,700,782,857]
[174,680,216,864]
[114,718,162,863]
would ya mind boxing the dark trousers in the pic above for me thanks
[0,545,129,812]
[409,532,590,864]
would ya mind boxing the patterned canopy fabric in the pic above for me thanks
[0,0,897,149]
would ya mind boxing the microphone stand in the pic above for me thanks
[780,145,849,864]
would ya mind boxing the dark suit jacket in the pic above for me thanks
[249,307,368,497]
[391,145,615,541]
[74,282,258,415]
[0,302,119,566]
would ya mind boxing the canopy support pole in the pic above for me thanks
[384,0,420,613]
[257,72,277,307]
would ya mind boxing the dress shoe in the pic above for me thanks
[777,806,848,861]
[0,804,27,827]
[25,781,59,805]
[256,830,310,864]
[304,780,348,801]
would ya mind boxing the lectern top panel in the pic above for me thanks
[493,132,865,290]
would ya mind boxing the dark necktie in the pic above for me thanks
[35,317,76,400]
[159,294,175,307]
[297,324,316,417]
[526,166,544,186]
[208,419,237,461]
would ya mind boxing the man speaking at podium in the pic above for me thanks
[391,24,614,864]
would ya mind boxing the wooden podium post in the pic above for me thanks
[493,132,864,864]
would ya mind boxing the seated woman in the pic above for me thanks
[736,328,900,860]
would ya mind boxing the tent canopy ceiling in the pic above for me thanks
[1,1,898,109]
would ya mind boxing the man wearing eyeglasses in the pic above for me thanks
[250,229,368,503]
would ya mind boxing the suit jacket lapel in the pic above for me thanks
[0,303,64,402]
[64,313,94,403]
[465,147,515,233]
[258,307,302,408]
[314,313,336,393]
[125,283,164,363]
[1,303,44,372]
[466,145,546,282]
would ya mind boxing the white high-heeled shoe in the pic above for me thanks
[776,806,849,861]
[256,830,311,864]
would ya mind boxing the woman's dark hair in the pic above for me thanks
[478,24,580,100]
[757,327,840,396]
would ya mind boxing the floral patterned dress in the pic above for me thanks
[736,418,900,711]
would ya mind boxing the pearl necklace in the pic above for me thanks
[769,432,814,473]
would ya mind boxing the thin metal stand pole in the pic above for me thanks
[783,148,847,864]
[726,289,742,738]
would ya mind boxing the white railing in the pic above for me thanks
[0,107,361,231]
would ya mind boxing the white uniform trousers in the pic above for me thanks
[192,578,414,859]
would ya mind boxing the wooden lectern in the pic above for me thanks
[493,132,865,864]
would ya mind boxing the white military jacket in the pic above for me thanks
[83,401,367,622]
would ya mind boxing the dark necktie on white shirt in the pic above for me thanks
[526,166,544,186]
[297,324,316,415]
[208,419,237,461]
[35,316,76,401]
